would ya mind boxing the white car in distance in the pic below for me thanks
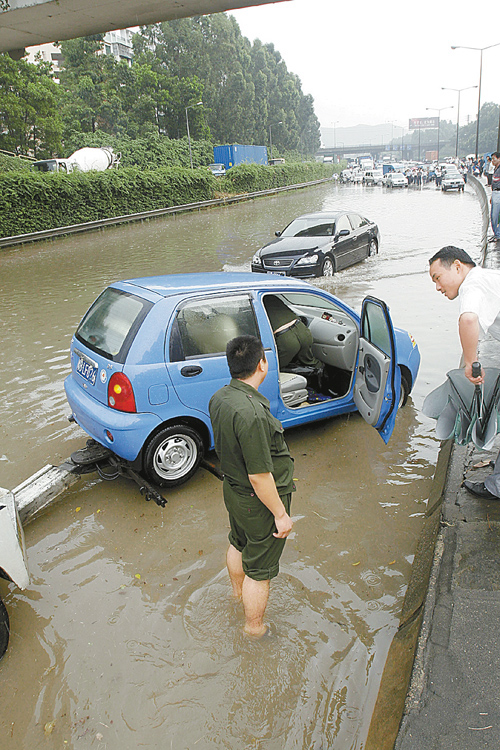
[386,172,408,188]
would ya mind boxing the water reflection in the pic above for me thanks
[0,181,482,749]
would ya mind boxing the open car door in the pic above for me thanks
[353,296,401,444]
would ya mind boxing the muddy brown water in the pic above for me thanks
[0,181,482,748]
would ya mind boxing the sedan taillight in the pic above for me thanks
[108,373,136,413]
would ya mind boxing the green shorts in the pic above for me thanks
[223,481,292,581]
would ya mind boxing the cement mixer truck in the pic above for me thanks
[32,146,120,174]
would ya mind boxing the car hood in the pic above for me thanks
[258,236,328,257]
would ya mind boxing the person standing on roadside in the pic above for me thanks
[429,246,500,499]
[209,335,295,637]
[489,152,500,243]
[486,155,494,186]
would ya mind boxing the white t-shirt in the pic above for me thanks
[459,266,500,340]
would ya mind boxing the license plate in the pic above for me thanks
[76,354,97,385]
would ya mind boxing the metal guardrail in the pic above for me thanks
[0,175,334,249]
[467,173,489,263]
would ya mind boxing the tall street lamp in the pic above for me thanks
[332,120,339,148]
[451,43,500,158]
[185,101,203,168]
[269,121,282,160]
[441,85,478,158]
[426,106,454,162]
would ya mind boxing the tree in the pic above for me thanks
[0,52,61,157]
[133,15,321,155]
[58,35,120,135]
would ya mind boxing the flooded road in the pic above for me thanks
[0,181,483,748]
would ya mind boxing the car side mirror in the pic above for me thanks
[275,231,282,237]
[337,229,350,238]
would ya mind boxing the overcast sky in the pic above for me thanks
[230,0,500,132]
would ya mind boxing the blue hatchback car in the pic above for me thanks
[65,273,420,488]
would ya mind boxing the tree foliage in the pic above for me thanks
[133,15,321,154]
[0,52,62,157]
[53,13,320,155]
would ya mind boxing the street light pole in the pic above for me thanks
[441,86,478,158]
[269,121,283,161]
[426,106,454,162]
[451,43,500,158]
[185,101,203,169]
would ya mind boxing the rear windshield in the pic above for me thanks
[76,287,152,363]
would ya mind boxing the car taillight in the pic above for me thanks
[108,372,136,413]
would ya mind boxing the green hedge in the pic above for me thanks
[0,152,33,173]
[0,161,337,239]
[219,161,337,193]
[0,167,216,236]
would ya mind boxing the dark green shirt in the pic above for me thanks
[264,295,297,332]
[209,378,294,497]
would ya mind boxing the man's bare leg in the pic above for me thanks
[242,577,270,637]
[226,544,245,599]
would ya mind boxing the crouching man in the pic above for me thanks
[209,335,295,637]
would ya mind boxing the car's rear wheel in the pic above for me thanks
[0,597,9,660]
[368,239,378,256]
[322,256,335,277]
[144,425,204,487]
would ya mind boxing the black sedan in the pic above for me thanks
[251,211,380,277]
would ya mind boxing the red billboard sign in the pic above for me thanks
[409,117,439,129]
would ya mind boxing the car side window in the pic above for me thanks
[336,215,351,234]
[169,295,259,361]
[348,214,362,230]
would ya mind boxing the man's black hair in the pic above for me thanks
[226,335,265,379]
[429,246,476,269]
[492,152,500,159]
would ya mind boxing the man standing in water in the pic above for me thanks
[429,246,500,498]
[209,335,294,637]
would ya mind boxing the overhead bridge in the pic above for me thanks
[0,0,289,57]
[318,144,415,160]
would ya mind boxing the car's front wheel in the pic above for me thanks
[0,597,9,660]
[368,239,378,256]
[144,425,204,487]
[321,256,335,277]
[399,371,411,408]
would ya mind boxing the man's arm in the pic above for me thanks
[459,312,482,382]
[248,472,293,538]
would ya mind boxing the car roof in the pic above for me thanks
[291,210,356,220]
[119,272,311,298]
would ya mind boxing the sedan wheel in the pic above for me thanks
[144,425,204,487]
[368,239,378,256]
[322,257,335,277]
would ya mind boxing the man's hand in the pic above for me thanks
[464,361,484,384]
[248,472,293,538]
[273,511,293,538]
[459,313,481,383]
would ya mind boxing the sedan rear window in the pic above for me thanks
[76,288,152,363]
